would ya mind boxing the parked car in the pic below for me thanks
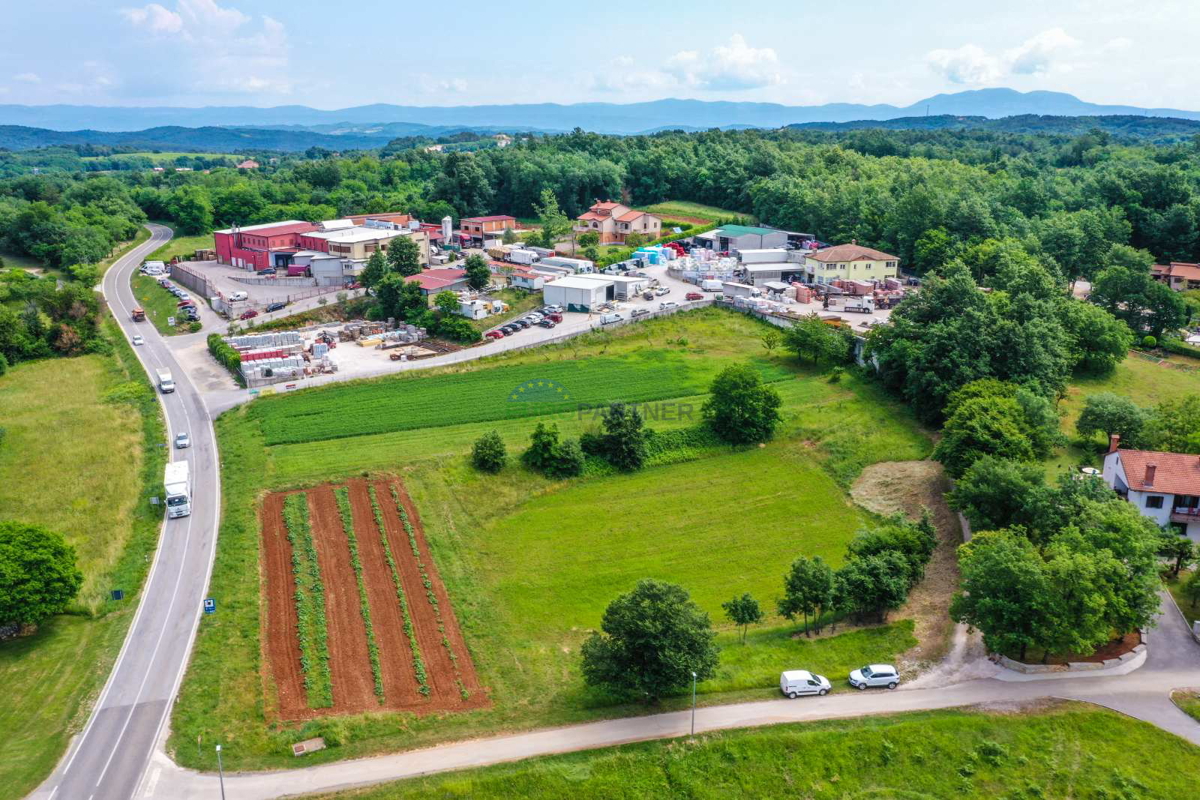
[537,319,556,329]
[265,301,287,313]
[515,319,531,329]
[631,308,649,318]
[780,670,831,698]
[229,291,249,302]
[848,664,899,690]
[239,309,259,320]
[485,330,504,340]
[525,313,544,323]
[545,312,563,323]
[599,312,623,325]
[259,268,276,276]
[502,324,520,334]
[660,300,679,310]
[177,300,194,309]
[174,432,191,449]
[542,304,564,314]
[686,292,704,301]
[131,334,145,346]
[654,286,670,296]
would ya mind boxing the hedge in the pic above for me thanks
[1162,336,1200,360]
[206,333,243,383]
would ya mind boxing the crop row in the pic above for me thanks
[390,485,469,700]
[252,353,793,446]
[282,493,333,708]
[334,486,384,703]
[368,484,430,696]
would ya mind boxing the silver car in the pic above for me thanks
[174,432,191,449]
[848,664,899,690]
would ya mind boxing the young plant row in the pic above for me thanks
[390,484,470,701]
[282,492,333,708]
[368,484,430,696]
[334,486,385,704]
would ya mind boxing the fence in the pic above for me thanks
[169,262,217,298]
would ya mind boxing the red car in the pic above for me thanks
[239,309,259,320]
[484,330,504,340]
[686,292,704,301]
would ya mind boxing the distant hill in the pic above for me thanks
[3,89,1200,135]
[0,125,398,152]
[789,114,1200,142]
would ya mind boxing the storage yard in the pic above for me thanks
[261,478,485,720]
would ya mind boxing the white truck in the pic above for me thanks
[700,279,723,292]
[156,368,176,393]
[842,297,876,314]
[164,460,191,518]
[507,249,539,266]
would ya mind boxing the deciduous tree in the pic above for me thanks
[722,593,763,644]
[0,521,83,627]
[701,363,782,445]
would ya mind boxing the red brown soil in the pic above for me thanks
[307,485,376,710]
[260,478,488,721]
[260,490,307,719]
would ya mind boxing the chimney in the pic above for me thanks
[851,238,857,246]
[1144,463,1157,487]
[1107,433,1121,454]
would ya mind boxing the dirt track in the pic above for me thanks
[261,479,487,720]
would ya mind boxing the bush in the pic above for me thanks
[435,315,483,344]
[206,333,242,380]
[1162,336,1200,359]
[0,521,83,626]
[597,403,648,472]
[0,352,7,377]
[521,422,584,478]
[470,430,507,473]
[1142,335,1158,349]
[702,363,783,445]
[188,321,203,333]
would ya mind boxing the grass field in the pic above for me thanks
[170,308,933,773]
[147,230,215,264]
[313,704,1200,799]
[1167,569,1198,628]
[470,288,542,331]
[0,247,46,273]
[1174,690,1200,724]
[1046,355,1200,477]
[637,201,754,223]
[0,328,166,799]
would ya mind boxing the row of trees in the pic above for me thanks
[0,273,110,369]
[1076,392,1200,455]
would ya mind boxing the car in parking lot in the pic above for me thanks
[239,309,259,320]
[654,286,670,296]
[780,670,831,698]
[542,304,563,314]
[599,311,623,325]
[525,313,544,323]
[501,324,519,334]
[686,292,704,301]
[514,319,531,329]
[848,664,899,690]
[265,301,287,313]
[537,319,556,329]
[631,307,649,318]
[131,334,145,346]
[174,432,191,449]
[660,300,679,310]
[485,330,504,340]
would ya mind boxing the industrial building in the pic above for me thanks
[543,276,615,312]
[577,273,648,300]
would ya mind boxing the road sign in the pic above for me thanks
[203,598,216,614]
[168,316,176,326]
[111,589,124,601]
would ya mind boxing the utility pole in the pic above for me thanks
[691,671,698,736]
[216,744,226,800]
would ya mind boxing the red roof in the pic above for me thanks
[593,201,621,210]
[807,242,899,263]
[577,211,604,221]
[461,215,516,223]
[407,268,467,292]
[1114,449,1200,495]
[616,210,646,222]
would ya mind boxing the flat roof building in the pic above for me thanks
[543,276,614,312]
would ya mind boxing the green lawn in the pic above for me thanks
[0,329,166,799]
[1167,570,1198,628]
[169,308,932,773]
[147,230,215,264]
[1046,356,1200,477]
[1174,690,1200,724]
[470,287,542,331]
[131,272,199,335]
[637,201,754,223]
[0,247,47,273]
[314,704,1200,799]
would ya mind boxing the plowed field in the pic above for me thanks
[261,478,486,720]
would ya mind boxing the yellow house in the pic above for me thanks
[802,241,900,285]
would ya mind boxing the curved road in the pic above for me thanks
[32,224,223,800]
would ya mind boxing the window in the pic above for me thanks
[1145,496,1164,509]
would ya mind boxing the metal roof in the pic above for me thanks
[716,225,781,237]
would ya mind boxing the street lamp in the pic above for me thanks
[215,744,226,800]
[691,671,697,737]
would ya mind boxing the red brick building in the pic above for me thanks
[214,220,318,271]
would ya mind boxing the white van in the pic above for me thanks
[228,291,248,302]
[700,279,723,292]
[599,312,623,325]
[780,670,831,698]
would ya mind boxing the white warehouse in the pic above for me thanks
[543,276,615,312]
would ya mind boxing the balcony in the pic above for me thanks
[1170,506,1200,525]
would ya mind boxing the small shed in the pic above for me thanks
[544,276,614,312]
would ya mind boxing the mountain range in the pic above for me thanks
[4,89,1200,136]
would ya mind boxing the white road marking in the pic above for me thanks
[142,765,161,797]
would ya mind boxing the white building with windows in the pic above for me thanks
[801,241,899,286]
[1102,437,1200,541]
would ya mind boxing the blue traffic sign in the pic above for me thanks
[203,598,216,614]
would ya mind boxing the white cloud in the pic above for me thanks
[925,44,1004,85]
[416,74,469,94]
[1103,36,1134,52]
[1006,28,1079,76]
[926,29,1080,85]
[666,34,783,90]
[119,1,292,96]
[121,3,183,34]
[14,72,42,84]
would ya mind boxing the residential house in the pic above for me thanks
[801,241,900,286]
[1151,262,1200,292]
[408,268,471,298]
[459,215,518,247]
[575,202,662,245]
[1102,436,1200,541]
[236,159,260,169]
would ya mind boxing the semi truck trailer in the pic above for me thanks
[164,460,191,518]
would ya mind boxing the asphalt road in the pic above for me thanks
[32,224,223,800]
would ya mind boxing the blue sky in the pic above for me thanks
[3,0,1198,109]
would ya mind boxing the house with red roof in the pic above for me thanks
[1102,435,1200,540]
[458,215,518,248]
[1151,262,1200,292]
[575,201,662,245]
[406,268,470,297]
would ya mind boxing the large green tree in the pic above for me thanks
[580,579,719,702]
[0,521,83,627]
[777,556,834,636]
[701,363,782,445]
[387,235,423,277]
[464,253,491,290]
